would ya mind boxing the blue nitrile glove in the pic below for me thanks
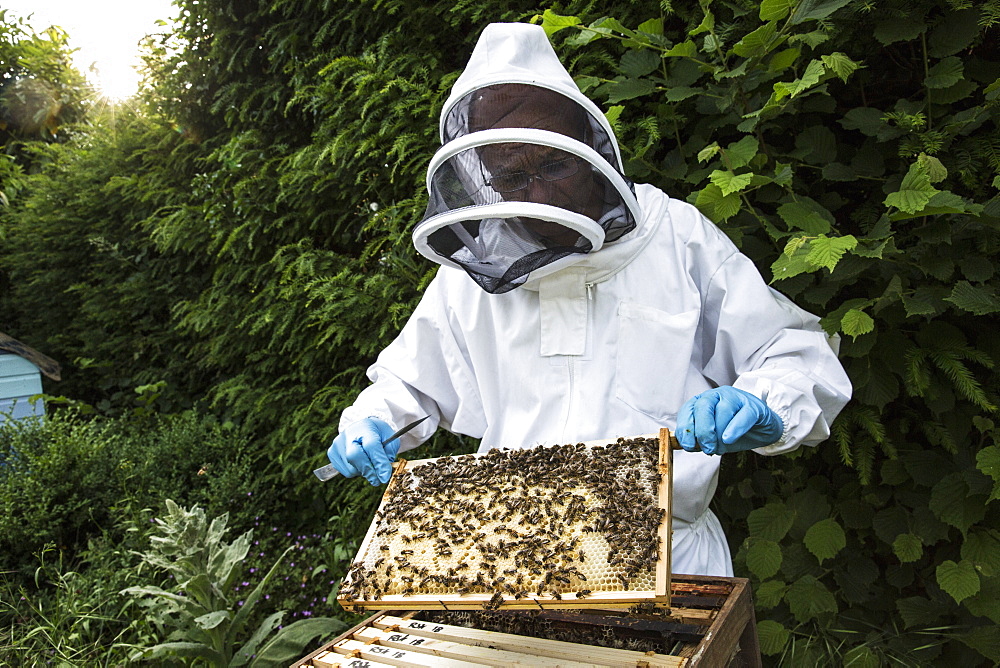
[326,418,401,486]
[676,386,783,456]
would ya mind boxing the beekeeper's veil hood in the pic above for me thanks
[413,22,640,294]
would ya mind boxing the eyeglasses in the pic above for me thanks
[487,157,581,193]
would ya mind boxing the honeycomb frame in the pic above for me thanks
[337,428,676,612]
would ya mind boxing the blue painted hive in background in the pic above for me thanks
[0,332,61,423]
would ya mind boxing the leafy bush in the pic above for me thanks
[0,408,263,578]
[123,499,347,665]
[536,1,1000,664]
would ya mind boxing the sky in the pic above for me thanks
[2,0,180,99]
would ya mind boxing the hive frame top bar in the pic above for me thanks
[337,429,676,612]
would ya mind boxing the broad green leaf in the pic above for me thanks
[252,617,349,666]
[918,154,948,182]
[589,16,631,36]
[929,8,981,57]
[746,538,783,580]
[820,52,861,82]
[961,256,994,282]
[892,533,923,563]
[822,162,856,181]
[806,235,858,272]
[697,143,721,163]
[139,642,227,663]
[637,18,664,36]
[733,21,780,58]
[962,530,1000,576]
[925,56,964,89]
[747,502,795,541]
[538,10,580,36]
[709,170,753,196]
[965,575,1000,625]
[689,10,715,36]
[902,286,949,317]
[889,189,971,221]
[231,611,283,667]
[194,610,230,630]
[937,559,980,604]
[987,79,1000,101]
[839,107,885,136]
[790,0,853,24]
[841,308,874,339]
[574,75,601,93]
[789,30,830,48]
[664,40,698,57]
[977,446,1000,502]
[778,202,832,234]
[665,86,701,102]
[770,245,814,283]
[872,506,909,545]
[793,125,837,164]
[603,105,624,132]
[773,59,825,100]
[784,236,808,256]
[804,518,846,562]
[897,597,941,628]
[874,16,926,45]
[785,575,838,622]
[760,0,794,21]
[603,78,656,103]
[756,619,789,656]
[620,49,661,78]
[773,162,793,186]
[955,625,1000,663]
[694,184,741,222]
[768,47,800,72]
[945,281,1000,316]
[724,135,759,169]
[884,162,938,214]
[756,580,788,608]
[929,472,987,533]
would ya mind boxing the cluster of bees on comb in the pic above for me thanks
[339,436,664,610]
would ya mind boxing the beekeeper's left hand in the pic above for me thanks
[676,386,783,455]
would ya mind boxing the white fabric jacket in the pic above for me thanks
[342,184,853,576]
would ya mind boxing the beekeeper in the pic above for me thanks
[324,22,851,576]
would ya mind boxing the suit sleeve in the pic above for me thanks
[691,220,852,455]
[339,270,487,454]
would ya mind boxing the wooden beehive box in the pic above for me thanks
[293,574,761,667]
[336,430,676,613]
[0,332,60,423]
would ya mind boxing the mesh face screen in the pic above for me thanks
[418,84,637,293]
[339,437,666,610]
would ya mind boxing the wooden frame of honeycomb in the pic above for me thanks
[337,428,676,612]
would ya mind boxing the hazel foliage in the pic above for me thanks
[537,1,1000,663]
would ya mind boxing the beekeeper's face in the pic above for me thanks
[472,86,604,246]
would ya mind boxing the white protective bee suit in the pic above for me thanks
[340,23,852,576]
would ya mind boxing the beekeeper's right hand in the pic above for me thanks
[326,418,400,486]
